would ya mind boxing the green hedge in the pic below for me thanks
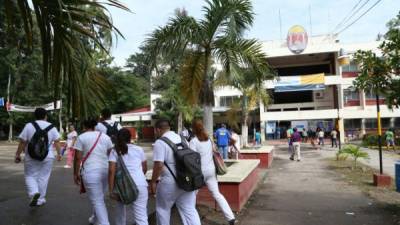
[362,134,400,146]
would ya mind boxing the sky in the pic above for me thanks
[106,0,399,67]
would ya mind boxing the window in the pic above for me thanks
[344,119,361,129]
[365,89,384,100]
[219,96,240,107]
[342,62,358,72]
[381,118,391,128]
[343,88,359,100]
[365,119,377,129]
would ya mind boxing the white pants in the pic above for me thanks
[24,158,54,203]
[83,169,109,225]
[156,182,201,225]
[203,170,235,221]
[291,142,301,160]
[115,185,149,225]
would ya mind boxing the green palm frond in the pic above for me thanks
[180,51,206,105]
[3,0,129,118]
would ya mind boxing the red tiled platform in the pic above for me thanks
[196,159,260,212]
[239,146,274,168]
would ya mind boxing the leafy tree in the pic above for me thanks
[152,68,201,132]
[146,0,271,135]
[102,66,150,114]
[380,11,400,108]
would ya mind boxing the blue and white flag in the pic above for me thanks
[0,97,4,107]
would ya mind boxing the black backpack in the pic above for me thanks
[160,135,204,192]
[102,121,118,142]
[27,122,54,161]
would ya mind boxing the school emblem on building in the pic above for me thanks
[287,25,308,54]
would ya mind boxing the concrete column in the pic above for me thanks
[338,84,344,109]
[361,118,366,135]
[390,117,395,129]
[339,118,345,144]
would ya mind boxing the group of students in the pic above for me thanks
[14,108,236,225]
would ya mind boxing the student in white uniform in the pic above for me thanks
[189,119,236,225]
[95,108,122,134]
[150,119,201,225]
[108,128,148,225]
[15,108,61,207]
[73,119,113,225]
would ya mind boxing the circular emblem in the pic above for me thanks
[287,25,308,54]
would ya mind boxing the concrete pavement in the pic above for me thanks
[237,144,399,225]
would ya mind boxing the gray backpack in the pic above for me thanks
[114,153,139,204]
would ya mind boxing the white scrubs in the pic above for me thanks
[153,131,201,225]
[109,145,149,225]
[75,131,113,225]
[189,137,235,221]
[19,120,60,204]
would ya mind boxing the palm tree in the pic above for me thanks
[146,0,271,135]
[3,0,129,118]
[217,68,275,147]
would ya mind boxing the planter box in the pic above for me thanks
[146,159,260,212]
[239,146,274,168]
[196,159,260,212]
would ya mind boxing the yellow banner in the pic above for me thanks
[300,73,325,85]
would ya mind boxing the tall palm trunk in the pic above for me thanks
[201,52,214,136]
[241,96,249,147]
[177,111,183,133]
[203,104,213,137]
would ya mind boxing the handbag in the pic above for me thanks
[80,132,102,194]
[211,140,227,175]
[113,152,139,204]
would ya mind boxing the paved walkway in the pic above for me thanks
[237,144,399,225]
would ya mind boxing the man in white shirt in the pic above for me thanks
[14,108,61,207]
[95,108,122,134]
[150,119,201,225]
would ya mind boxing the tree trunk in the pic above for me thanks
[203,104,213,137]
[8,122,13,142]
[242,110,249,147]
[241,96,249,147]
[177,112,183,134]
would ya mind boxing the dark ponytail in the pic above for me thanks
[115,128,131,155]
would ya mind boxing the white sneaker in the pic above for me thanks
[37,199,46,206]
[88,215,96,225]
[63,165,71,168]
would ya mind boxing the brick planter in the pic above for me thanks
[239,146,274,168]
[196,159,260,212]
[373,173,392,187]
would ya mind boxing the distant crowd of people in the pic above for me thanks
[14,108,237,225]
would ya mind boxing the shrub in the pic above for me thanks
[336,149,349,161]
[342,145,369,169]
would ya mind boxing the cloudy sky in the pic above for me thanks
[106,0,399,66]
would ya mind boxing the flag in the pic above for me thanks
[0,97,4,107]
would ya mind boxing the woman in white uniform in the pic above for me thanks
[108,128,149,225]
[189,119,236,225]
[73,119,113,225]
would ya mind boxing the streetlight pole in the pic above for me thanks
[376,94,383,174]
